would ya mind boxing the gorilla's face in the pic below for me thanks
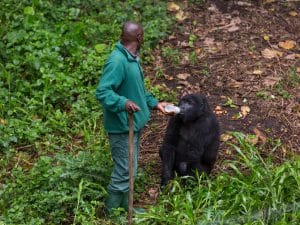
[178,94,208,122]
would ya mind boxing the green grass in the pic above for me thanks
[162,46,181,66]
[0,0,173,224]
[136,132,300,225]
[1,1,298,224]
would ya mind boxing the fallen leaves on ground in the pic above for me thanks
[167,2,180,12]
[176,10,187,22]
[164,74,174,81]
[214,105,227,116]
[285,54,297,60]
[195,48,201,55]
[253,70,263,75]
[247,135,259,145]
[289,11,298,17]
[261,48,283,59]
[227,79,243,88]
[148,187,159,202]
[263,76,282,87]
[203,37,224,53]
[177,73,190,80]
[278,40,296,50]
[253,128,267,145]
[241,106,250,118]
[227,17,241,32]
[220,133,233,142]
[246,128,267,145]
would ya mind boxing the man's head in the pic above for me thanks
[121,21,144,48]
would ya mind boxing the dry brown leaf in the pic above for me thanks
[168,35,176,40]
[253,128,267,145]
[227,79,243,88]
[148,187,159,202]
[180,54,189,65]
[247,135,259,145]
[278,40,296,50]
[253,70,263,75]
[289,11,298,17]
[241,106,250,117]
[236,1,252,6]
[215,111,223,116]
[164,74,174,81]
[261,48,283,59]
[203,37,215,47]
[177,80,190,87]
[179,41,189,47]
[177,73,190,80]
[228,25,239,32]
[263,76,281,87]
[220,133,233,142]
[281,146,287,157]
[176,10,187,21]
[215,105,222,111]
[208,4,219,12]
[195,48,201,55]
[285,54,296,60]
[167,2,180,12]
[214,105,227,116]
[203,37,224,53]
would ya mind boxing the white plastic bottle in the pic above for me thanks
[164,105,181,114]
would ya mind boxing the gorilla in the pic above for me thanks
[159,93,220,186]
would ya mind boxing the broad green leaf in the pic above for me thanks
[95,44,107,53]
[24,6,35,15]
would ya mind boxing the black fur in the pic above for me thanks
[160,94,220,186]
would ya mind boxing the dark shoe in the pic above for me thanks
[105,190,123,215]
[121,191,146,214]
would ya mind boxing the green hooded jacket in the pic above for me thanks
[96,41,158,133]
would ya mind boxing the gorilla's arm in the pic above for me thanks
[160,116,181,185]
[185,116,219,161]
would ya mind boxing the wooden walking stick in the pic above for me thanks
[128,112,134,225]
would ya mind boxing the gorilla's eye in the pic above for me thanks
[185,99,194,105]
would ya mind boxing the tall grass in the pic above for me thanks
[136,132,300,225]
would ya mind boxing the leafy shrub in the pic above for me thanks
[0,0,173,149]
[0,0,174,224]
[0,150,111,224]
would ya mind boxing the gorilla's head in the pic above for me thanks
[178,94,210,123]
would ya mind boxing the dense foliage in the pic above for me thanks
[0,0,172,224]
[1,1,299,225]
[0,0,172,149]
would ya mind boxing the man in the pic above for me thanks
[96,21,170,214]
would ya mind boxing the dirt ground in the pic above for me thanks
[138,0,300,205]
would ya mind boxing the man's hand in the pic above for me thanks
[156,102,173,114]
[125,100,141,113]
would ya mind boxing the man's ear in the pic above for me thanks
[137,34,142,42]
